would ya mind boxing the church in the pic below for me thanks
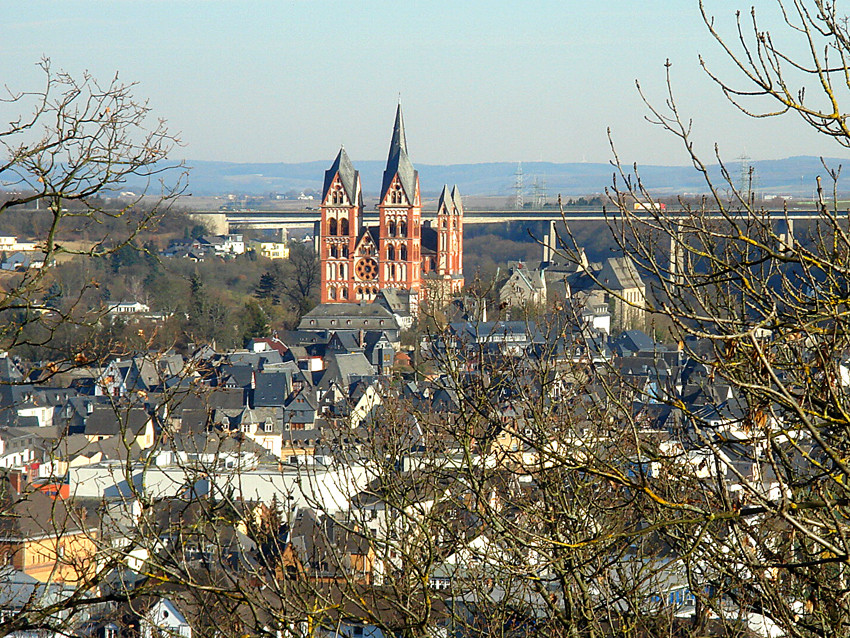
[318,105,464,308]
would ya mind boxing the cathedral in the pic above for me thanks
[318,105,464,307]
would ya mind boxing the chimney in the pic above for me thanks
[8,469,24,494]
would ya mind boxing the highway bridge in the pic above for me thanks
[191,208,829,233]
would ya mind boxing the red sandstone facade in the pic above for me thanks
[319,106,463,307]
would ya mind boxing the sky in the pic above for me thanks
[3,1,850,167]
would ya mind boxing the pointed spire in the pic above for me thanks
[381,104,417,202]
[323,146,358,203]
[438,185,452,213]
[387,103,408,164]
[451,185,463,214]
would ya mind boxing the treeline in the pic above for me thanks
[1,217,319,361]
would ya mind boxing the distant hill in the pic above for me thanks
[125,155,850,198]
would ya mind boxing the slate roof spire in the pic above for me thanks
[388,102,408,161]
[381,103,417,202]
[322,146,359,204]
[437,185,452,212]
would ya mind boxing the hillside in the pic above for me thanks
[161,155,850,198]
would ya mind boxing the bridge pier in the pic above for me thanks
[669,221,684,287]
[776,218,795,253]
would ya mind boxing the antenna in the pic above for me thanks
[514,162,524,210]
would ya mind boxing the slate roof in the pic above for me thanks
[611,330,659,356]
[318,352,377,391]
[84,406,152,438]
[298,303,399,333]
[227,351,283,370]
[597,256,644,290]
[380,104,417,203]
[421,223,438,254]
[451,185,463,211]
[218,364,254,389]
[170,387,245,412]
[374,288,414,318]
[0,359,23,384]
[0,481,98,541]
[322,147,359,204]
[252,371,292,407]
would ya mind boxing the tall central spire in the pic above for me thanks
[387,102,408,163]
[381,103,417,202]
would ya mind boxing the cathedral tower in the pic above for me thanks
[378,104,421,299]
[319,147,362,303]
[318,106,462,309]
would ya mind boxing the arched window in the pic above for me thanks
[328,218,337,236]
[339,218,349,235]
[387,221,396,237]
[399,221,408,237]
[342,287,349,299]
[332,183,345,205]
[391,183,404,204]
[330,245,338,258]
[400,244,408,261]
[342,245,349,258]
[329,287,337,300]
[390,264,396,279]
[387,245,395,261]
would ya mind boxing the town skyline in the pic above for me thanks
[5,1,850,168]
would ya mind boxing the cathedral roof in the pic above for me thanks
[438,185,463,215]
[421,224,438,254]
[437,185,452,213]
[451,185,463,213]
[323,147,359,204]
[381,104,418,203]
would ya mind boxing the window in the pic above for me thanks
[264,419,274,432]
[400,244,408,261]
[387,221,396,237]
[399,220,407,237]
[331,183,345,205]
[328,218,337,236]
[387,245,395,261]
[390,183,404,204]
[340,218,349,235]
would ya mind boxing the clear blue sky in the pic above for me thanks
[3,1,847,166]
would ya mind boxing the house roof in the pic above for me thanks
[84,406,152,437]
[319,352,376,391]
[0,481,97,541]
[253,371,292,407]
[597,256,644,290]
[298,303,399,333]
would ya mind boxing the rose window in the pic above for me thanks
[355,257,378,281]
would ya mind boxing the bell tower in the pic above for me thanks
[435,184,465,295]
[378,104,421,298]
[319,147,362,303]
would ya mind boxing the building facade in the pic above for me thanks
[319,106,463,306]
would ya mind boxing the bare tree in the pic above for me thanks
[0,58,183,370]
